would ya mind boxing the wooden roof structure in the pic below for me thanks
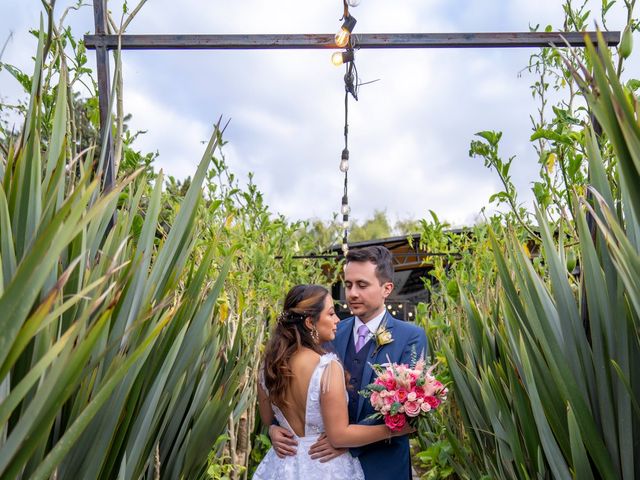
[328,232,465,272]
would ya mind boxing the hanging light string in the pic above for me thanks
[335,0,360,255]
[341,90,350,255]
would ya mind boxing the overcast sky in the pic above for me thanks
[1,1,636,227]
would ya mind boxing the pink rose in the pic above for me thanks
[407,391,417,402]
[382,378,397,390]
[396,388,408,403]
[370,391,381,409]
[384,413,407,431]
[424,396,441,409]
[420,401,431,412]
[404,401,421,417]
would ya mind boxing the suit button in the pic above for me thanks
[354,359,359,364]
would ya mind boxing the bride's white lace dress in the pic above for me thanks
[253,353,365,480]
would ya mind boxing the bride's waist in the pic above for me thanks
[295,433,325,443]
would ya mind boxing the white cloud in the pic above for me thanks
[2,0,636,229]
[123,86,211,180]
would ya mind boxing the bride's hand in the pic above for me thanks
[309,433,347,462]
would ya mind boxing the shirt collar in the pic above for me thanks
[354,308,387,336]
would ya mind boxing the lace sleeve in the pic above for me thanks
[320,359,347,394]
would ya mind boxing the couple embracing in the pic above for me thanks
[253,246,428,479]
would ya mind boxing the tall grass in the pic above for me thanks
[444,33,640,479]
[0,23,251,480]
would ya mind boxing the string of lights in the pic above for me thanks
[333,0,359,255]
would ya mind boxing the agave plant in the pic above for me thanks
[445,32,639,479]
[0,23,250,480]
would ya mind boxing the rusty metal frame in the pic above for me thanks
[85,31,620,51]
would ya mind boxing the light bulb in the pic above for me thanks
[335,29,350,48]
[331,51,345,66]
[331,50,354,67]
[339,148,349,172]
[335,15,356,48]
[341,242,349,254]
[347,0,361,6]
[341,195,349,215]
[342,220,349,229]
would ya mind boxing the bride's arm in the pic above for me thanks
[258,382,299,457]
[320,361,407,448]
[257,383,274,426]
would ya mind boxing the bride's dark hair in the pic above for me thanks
[263,284,328,408]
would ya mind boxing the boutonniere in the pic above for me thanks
[372,322,394,357]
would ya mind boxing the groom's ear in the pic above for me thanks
[382,281,394,298]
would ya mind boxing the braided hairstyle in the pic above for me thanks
[263,284,329,408]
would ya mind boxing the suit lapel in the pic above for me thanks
[357,313,396,419]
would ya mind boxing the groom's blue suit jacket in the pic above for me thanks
[330,312,428,480]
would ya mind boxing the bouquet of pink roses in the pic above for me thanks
[360,357,448,431]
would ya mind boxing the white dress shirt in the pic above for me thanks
[353,308,387,347]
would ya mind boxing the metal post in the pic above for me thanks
[92,0,115,192]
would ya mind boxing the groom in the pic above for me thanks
[270,245,428,479]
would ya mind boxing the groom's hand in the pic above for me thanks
[268,425,297,458]
[309,434,347,463]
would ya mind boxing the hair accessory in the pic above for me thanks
[277,310,309,324]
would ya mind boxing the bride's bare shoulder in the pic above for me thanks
[290,348,321,371]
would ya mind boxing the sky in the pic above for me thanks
[1,1,637,228]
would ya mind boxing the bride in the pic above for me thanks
[253,284,411,479]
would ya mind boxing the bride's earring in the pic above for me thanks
[311,327,319,343]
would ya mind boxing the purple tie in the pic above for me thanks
[355,325,370,353]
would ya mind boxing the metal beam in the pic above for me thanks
[84,31,619,51]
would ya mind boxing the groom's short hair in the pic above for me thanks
[345,246,394,285]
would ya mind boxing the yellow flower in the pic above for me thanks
[372,323,394,356]
[546,152,557,173]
